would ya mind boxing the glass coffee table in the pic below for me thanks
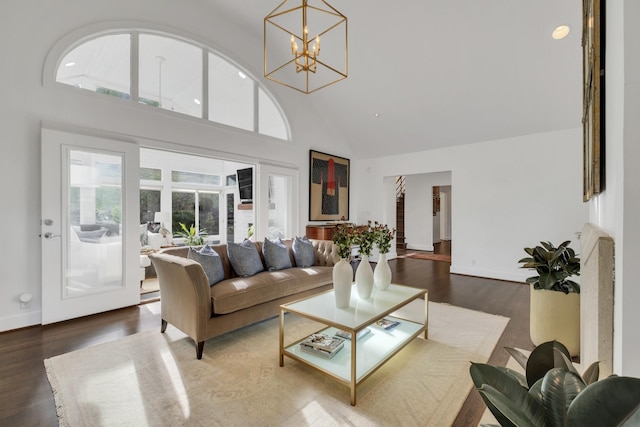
[279,283,428,405]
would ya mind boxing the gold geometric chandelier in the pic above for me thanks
[264,0,348,94]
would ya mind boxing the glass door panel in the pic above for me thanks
[66,150,124,297]
[267,175,291,239]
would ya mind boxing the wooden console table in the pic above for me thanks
[305,224,337,240]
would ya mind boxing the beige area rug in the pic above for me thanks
[45,301,509,427]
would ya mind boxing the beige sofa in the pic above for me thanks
[149,239,340,359]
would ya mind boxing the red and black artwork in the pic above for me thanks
[309,150,350,221]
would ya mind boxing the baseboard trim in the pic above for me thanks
[0,311,41,333]
[406,243,434,251]
[450,264,527,283]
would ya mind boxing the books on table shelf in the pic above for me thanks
[375,318,401,330]
[300,333,345,359]
[335,328,371,341]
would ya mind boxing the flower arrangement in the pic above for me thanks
[354,221,376,257]
[372,221,396,254]
[332,222,358,259]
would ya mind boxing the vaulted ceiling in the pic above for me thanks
[207,0,583,159]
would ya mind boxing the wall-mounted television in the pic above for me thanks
[236,167,253,202]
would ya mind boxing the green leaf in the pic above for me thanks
[541,241,554,251]
[477,384,545,427]
[470,363,528,427]
[528,378,544,404]
[554,349,582,377]
[504,347,529,372]
[526,341,571,388]
[581,362,600,385]
[567,376,640,426]
[541,369,586,427]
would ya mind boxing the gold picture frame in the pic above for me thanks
[309,150,350,221]
[583,0,605,201]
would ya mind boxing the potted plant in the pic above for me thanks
[519,241,581,355]
[372,221,396,290]
[353,222,376,299]
[332,223,357,308]
[175,222,207,246]
[469,340,640,426]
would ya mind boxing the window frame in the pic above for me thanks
[46,25,291,141]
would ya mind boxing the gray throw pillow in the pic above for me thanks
[262,238,292,271]
[227,239,264,277]
[187,245,225,285]
[293,236,315,267]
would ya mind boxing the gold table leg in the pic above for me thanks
[424,293,429,340]
[351,330,357,406]
[279,309,285,367]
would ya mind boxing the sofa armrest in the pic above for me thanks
[149,253,212,343]
[311,239,340,266]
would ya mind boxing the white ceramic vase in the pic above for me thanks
[374,252,392,290]
[355,256,374,299]
[333,258,353,308]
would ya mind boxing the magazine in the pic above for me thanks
[335,328,371,341]
[375,318,401,330]
[299,342,343,359]
[301,333,345,352]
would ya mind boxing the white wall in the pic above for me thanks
[355,128,588,283]
[0,0,351,331]
[404,172,452,251]
[593,0,640,376]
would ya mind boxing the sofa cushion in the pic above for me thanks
[187,245,225,285]
[292,236,315,267]
[262,238,292,271]
[227,239,264,277]
[210,266,334,314]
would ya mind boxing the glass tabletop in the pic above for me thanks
[282,283,426,331]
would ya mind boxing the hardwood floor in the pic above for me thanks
[0,242,531,426]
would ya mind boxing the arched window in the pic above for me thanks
[55,30,289,140]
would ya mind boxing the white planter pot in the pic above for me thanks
[333,258,353,308]
[356,257,374,299]
[374,253,392,290]
[530,287,581,356]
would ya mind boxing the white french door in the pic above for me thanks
[41,128,140,324]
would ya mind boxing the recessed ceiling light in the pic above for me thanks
[238,71,247,79]
[374,113,381,118]
[193,98,201,105]
[552,25,570,40]
[65,62,76,67]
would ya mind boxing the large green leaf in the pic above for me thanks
[526,341,571,388]
[477,384,545,427]
[541,369,586,427]
[470,363,532,427]
[567,376,640,426]
[528,378,544,404]
[581,362,600,385]
[504,347,529,372]
[555,350,582,377]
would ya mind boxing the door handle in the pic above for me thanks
[43,232,61,239]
